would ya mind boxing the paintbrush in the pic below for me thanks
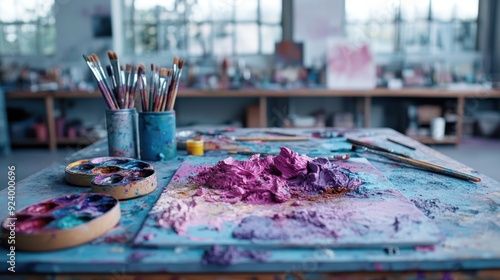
[107,51,124,108]
[228,150,350,161]
[82,55,117,110]
[129,65,138,109]
[156,68,169,112]
[160,69,173,111]
[168,58,184,111]
[154,65,160,111]
[138,64,147,111]
[347,138,411,158]
[264,130,300,137]
[148,63,155,112]
[91,53,115,106]
[124,64,132,108]
[387,137,416,150]
[236,136,310,141]
[352,145,481,182]
[105,65,119,107]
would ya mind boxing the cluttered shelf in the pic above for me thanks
[10,137,101,146]
[6,88,500,98]
[5,88,500,150]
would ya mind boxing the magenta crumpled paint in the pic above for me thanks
[192,147,363,204]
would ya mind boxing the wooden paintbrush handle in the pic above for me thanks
[373,149,481,182]
[236,136,309,141]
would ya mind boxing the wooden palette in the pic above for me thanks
[65,157,157,200]
[134,156,442,249]
[1,193,120,251]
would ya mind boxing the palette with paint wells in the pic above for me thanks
[1,193,120,251]
[65,157,157,200]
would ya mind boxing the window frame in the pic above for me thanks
[120,0,283,57]
[344,0,480,54]
[0,1,56,56]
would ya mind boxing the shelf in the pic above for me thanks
[411,136,459,145]
[11,139,48,146]
[5,88,500,149]
[11,137,101,147]
[6,88,500,99]
[57,137,101,145]
[6,91,102,99]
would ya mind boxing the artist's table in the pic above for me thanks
[1,128,500,279]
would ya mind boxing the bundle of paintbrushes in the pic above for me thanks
[137,56,185,112]
[83,51,136,110]
[83,51,184,111]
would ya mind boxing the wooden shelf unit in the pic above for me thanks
[6,88,500,150]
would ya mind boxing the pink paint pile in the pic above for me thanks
[191,147,362,204]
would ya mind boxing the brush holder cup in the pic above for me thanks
[139,111,177,161]
[105,109,139,158]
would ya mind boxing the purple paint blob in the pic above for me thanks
[232,210,340,241]
[201,245,270,265]
[128,252,152,262]
[192,147,363,204]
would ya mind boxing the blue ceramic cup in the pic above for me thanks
[139,111,177,161]
[105,109,139,158]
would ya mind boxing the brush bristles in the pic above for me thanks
[84,51,184,111]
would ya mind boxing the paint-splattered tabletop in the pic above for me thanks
[1,128,499,275]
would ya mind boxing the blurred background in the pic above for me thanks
[0,0,499,184]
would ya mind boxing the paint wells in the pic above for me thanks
[95,166,122,174]
[66,157,157,200]
[73,163,95,171]
[53,194,81,204]
[130,169,155,178]
[94,174,125,185]
[66,157,155,186]
[2,193,122,251]
[99,158,131,165]
[86,194,104,202]
[17,217,55,233]
[57,214,94,229]
[25,201,60,214]
[121,161,150,170]
[4,193,119,234]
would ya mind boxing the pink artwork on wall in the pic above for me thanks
[326,40,376,90]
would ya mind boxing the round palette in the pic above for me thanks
[65,157,157,200]
[1,193,120,251]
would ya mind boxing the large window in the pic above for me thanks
[345,0,479,53]
[0,0,56,55]
[122,0,282,56]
